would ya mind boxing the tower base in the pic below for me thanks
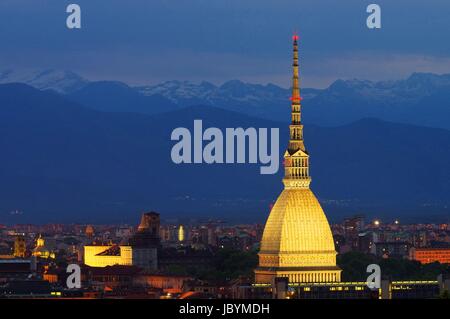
[255,266,341,284]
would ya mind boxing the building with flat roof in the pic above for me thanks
[410,247,450,264]
[238,278,443,299]
[84,212,159,271]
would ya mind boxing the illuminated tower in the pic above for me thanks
[178,225,185,242]
[137,212,160,236]
[14,235,26,258]
[85,225,94,239]
[255,34,341,283]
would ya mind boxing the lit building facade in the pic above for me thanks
[14,235,26,258]
[84,212,160,271]
[255,35,341,283]
[410,247,450,264]
[84,245,133,267]
[243,280,441,299]
[84,244,158,270]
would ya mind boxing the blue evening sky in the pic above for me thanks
[0,0,449,87]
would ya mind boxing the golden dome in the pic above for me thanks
[33,235,55,259]
[259,188,337,268]
[36,234,45,248]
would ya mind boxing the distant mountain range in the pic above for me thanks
[67,81,179,115]
[0,69,88,94]
[1,83,450,224]
[1,68,450,130]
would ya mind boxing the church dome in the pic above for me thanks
[32,235,55,259]
[259,188,337,268]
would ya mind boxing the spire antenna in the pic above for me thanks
[283,32,310,189]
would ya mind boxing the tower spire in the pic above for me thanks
[291,33,300,109]
[283,33,311,189]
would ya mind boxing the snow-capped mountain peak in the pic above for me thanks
[0,68,89,94]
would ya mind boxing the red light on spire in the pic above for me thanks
[292,32,299,41]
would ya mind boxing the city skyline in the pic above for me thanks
[1,211,449,299]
